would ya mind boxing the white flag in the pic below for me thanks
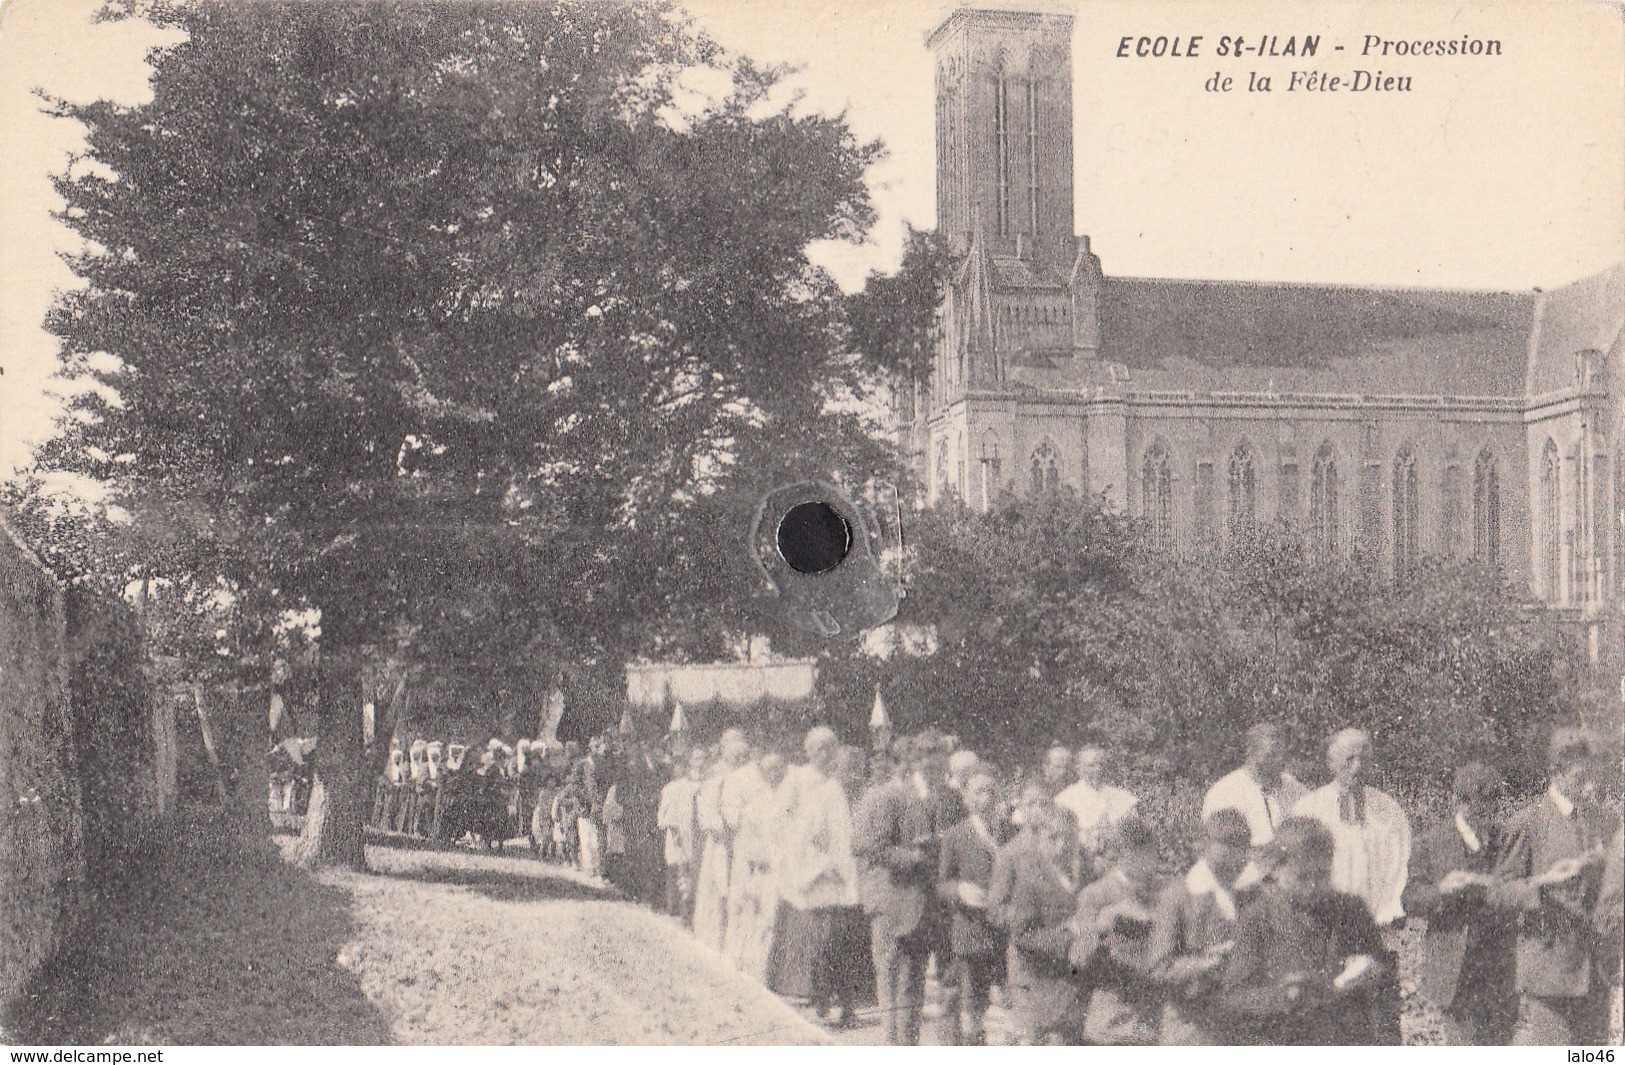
[869,684,890,730]
[668,701,687,734]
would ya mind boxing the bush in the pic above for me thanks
[837,500,1593,826]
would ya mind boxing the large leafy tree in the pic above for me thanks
[40,0,884,867]
[846,224,953,383]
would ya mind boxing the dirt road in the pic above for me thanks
[328,838,827,1044]
[6,818,824,1045]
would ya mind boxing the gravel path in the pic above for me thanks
[314,837,829,1045]
[7,816,392,1045]
[7,816,823,1045]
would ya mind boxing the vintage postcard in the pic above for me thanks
[0,0,1621,1049]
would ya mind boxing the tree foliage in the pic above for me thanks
[36,0,890,864]
[846,224,953,381]
[843,497,1587,813]
[45,0,882,646]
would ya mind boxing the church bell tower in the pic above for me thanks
[929,8,1076,268]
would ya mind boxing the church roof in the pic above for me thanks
[1094,275,1547,397]
[1103,336,1523,399]
[1524,263,1625,395]
[961,231,1622,399]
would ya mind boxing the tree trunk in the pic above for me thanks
[223,685,274,848]
[293,648,367,871]
[364,672,411,781]
[192,683,230,803]
[194,681,275,849]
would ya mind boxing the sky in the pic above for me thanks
[2,0,1623,478]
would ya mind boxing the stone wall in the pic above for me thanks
[65,584,161,880]
[0,512,84,1014]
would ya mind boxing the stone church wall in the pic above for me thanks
[1120,404,1531,577]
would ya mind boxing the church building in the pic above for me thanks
[911,7,1622,650]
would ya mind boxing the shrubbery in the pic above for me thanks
[804,491,1598,849]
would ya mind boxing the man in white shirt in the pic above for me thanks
[1055,745,1138,866]
[1202,723,1308,847]
[657,748,708,924]
[693,729,751,952]
[1292,728,1412,925]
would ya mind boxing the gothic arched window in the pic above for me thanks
[1031,440,1059,495]
[1393,449,1420,579]
[979,434,1002,485]
[1472,449,1500,568]
[1541,439,1561,600]
[1142,441,1173,549]
[1026,79,1040,234]
[994,72,1010,236]
[1228,443,1256,535]
[1310,443,1339,557]
[936,438,951,502]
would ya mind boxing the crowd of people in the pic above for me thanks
[649,720,1621,1046]
[366,735,663,889]
[354,717,1622,1046]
